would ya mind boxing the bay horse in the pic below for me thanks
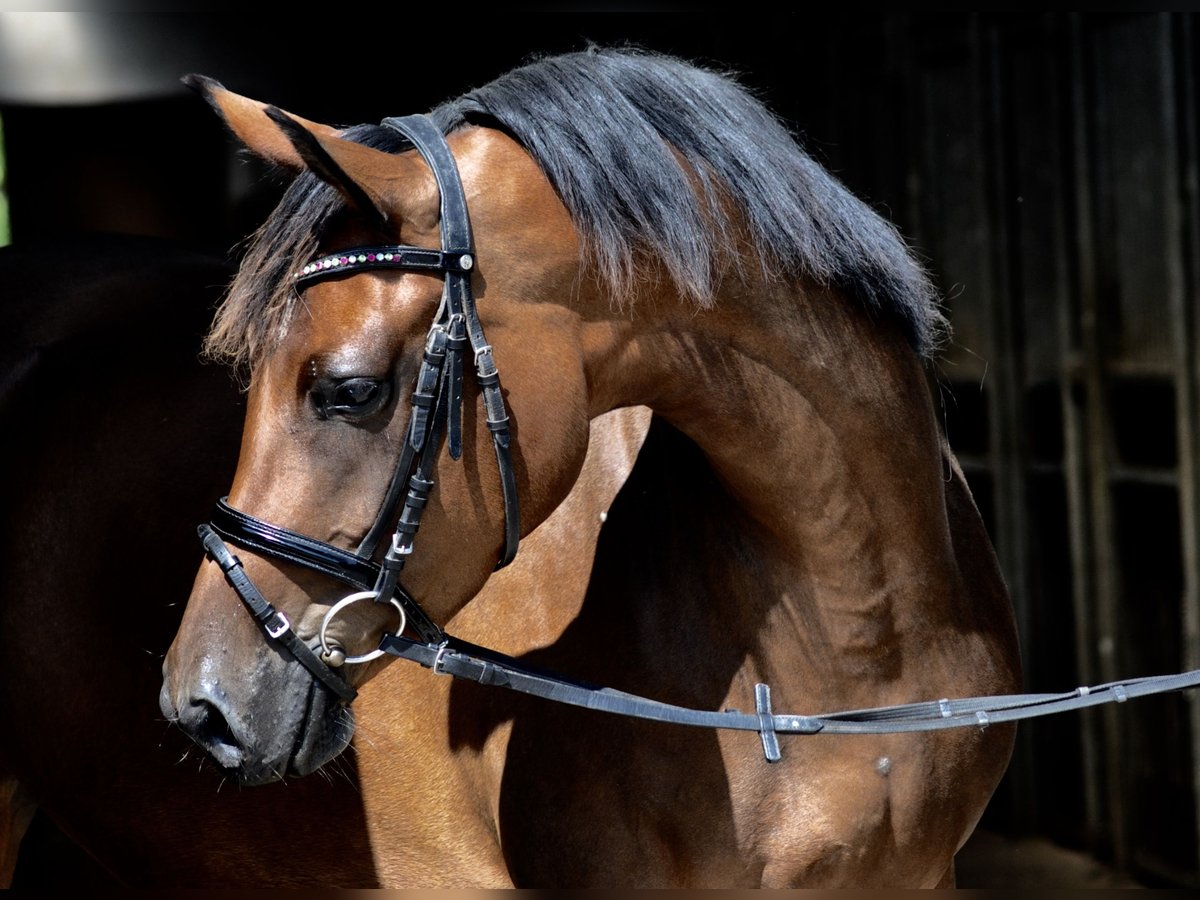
[0,236,648,886]
[159,49,1021,887]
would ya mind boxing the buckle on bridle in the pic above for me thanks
[432,641,452,675]
[266,610,291,640]
[474,343,494,369]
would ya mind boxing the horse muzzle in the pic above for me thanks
[160,649,354,785]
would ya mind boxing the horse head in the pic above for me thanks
[159,79,613,784]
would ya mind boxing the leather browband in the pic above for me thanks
[295,246,475,289]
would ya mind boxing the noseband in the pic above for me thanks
[199,114,519,702]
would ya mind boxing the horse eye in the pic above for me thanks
[313,377,391,420]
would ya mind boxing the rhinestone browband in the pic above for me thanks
[294,246,474,286]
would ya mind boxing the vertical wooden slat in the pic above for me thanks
[980,15,1028,694]
[1067,14,1199,881]
[1097,14,1197,881]
[1068,12,1128,864]
[1003,14,1093,844]
[1053,15,1109,854]
[978,15,1040,833]
[1170,10,1200,882]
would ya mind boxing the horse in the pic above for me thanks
[0,235,650,886]
[158,48,1021,888]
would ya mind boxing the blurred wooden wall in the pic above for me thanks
[821,13,1200,885]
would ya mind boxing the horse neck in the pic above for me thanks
[586,280,963,694]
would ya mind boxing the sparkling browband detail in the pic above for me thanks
[300,250,395,278]
[294,246,474,284]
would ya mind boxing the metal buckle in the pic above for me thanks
[266,611,291,639]
[424,323,447,352]
[432,641,452,675]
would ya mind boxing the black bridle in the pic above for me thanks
[199,114,518,702]
[198,114,1200,759]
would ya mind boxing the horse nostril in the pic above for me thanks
[181,698,246,770]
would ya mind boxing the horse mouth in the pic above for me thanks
[287,679,356,779]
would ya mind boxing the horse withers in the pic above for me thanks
[160,49,1021,887]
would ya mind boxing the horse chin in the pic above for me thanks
[286,686,356,779]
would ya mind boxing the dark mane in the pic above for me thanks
[206,47,945,370]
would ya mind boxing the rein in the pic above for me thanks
[199,114,1200,759]
[379,633,1200,763]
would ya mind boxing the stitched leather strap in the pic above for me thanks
[381,114,520,570]
[377,632,1200,761]
[209,499,445,645]
[356,325,449,560]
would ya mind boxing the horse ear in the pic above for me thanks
[263,106,392,225]
[262,108,436,229]
[183,74,338,171]
[185,75,431,226]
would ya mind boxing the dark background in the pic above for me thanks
[2,9,1198,888]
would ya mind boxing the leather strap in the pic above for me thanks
[356,324,448,560]
[377,632,1200,761]
[209,498,445,645]
[381,114,520,569]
